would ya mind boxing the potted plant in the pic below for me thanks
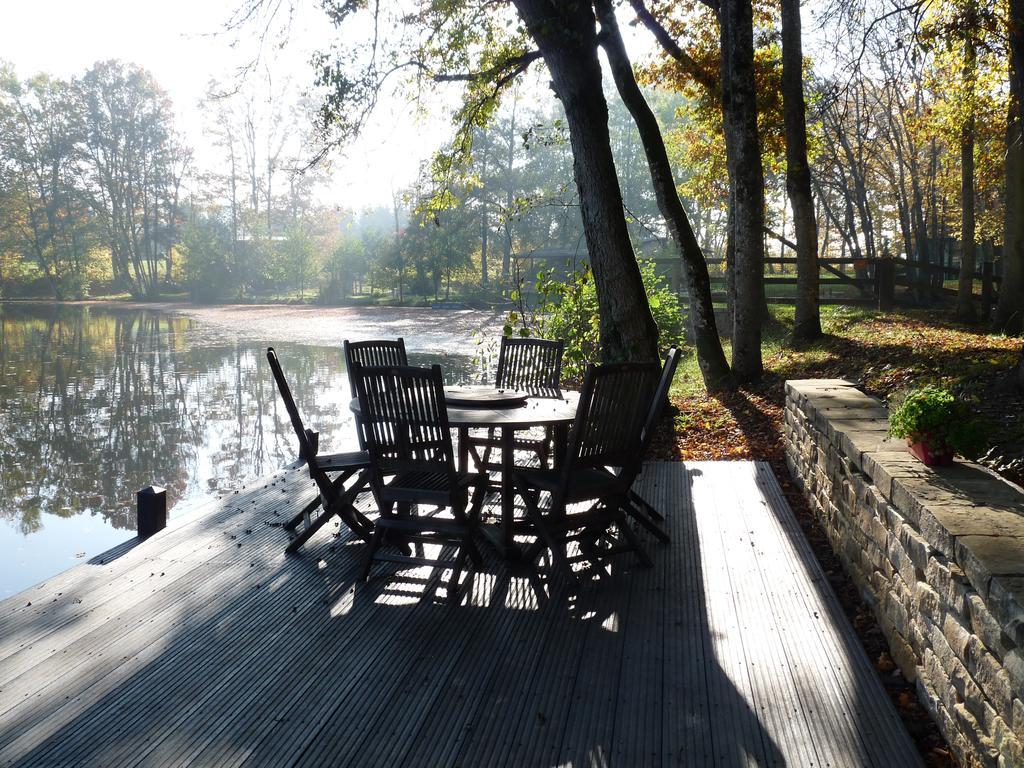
[888,385,985,466]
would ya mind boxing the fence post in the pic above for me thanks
[875,258,895,310]
[137,486,167,539]
[981,261,994,321]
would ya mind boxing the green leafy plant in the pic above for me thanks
[504,259,686,381]
[888,385,986,458]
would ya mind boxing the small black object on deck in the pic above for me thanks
[136,485,167,538]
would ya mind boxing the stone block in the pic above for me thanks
[860,515,890,551]
[927,618,974,696]
[924,647,958,712]
[915,582,942,624]
[957,537,1024,599]
[897,520,932,572]
[889,629,919,680]
[1004,650,1024,702]
[827,418,888,450]
[840,430,902,470]
[988,577,1024,648]
[967,635,1015,721]
[942,612,972,658]
[910,613,929,653]
[936,462,1024,506]
[886,588,912,637]
[967,593,1016,661]
[954,702,1000,765]
[977,701,1024,768]
[888,534,921,588]
[868,569,889,602]
[1012,698,1024,742]
[926,556,969,616]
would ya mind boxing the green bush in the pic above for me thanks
[504,259,685,381]
[888,385,985,458]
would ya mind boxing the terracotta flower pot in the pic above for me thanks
[907,437,954,467]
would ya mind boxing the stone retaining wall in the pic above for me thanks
[785,379,1024,767]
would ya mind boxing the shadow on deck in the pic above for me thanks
[0,461,921,767]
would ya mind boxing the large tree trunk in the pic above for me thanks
[957,28,978,322]
[596,0,732,390]
[511,0,659,363]
[996,0,1024,334]
[719,0,765,380]
[781,0,821,341]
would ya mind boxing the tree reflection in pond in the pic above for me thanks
[0,303,475,596]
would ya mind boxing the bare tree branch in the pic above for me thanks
[626,0,719,93]
[432,50,543,82]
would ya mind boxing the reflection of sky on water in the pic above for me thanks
[0,303,484,598]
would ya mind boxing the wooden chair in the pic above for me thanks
[495,336,564,393]
[343,338,408,390]
[343,338,408,448]
[351,362,485,600]
[510,360,662,583]
[266,347,374,553]
[465,336,565,477]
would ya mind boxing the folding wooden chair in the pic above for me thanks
[465,336,565,477]
[267,347,374,553]
[351,362,486,601]
[510,360,662,583]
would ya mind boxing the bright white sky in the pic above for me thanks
[0,0,830,210]
[0,0,468,209]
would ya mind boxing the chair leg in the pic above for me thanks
[284,495,322,532]
[361,526,385,582]
[616,510,653,568]
[624,500,671,544]
[464,533,484,567]
[447,544,472,604]
[520,491,576,584]
[629,489,665,522]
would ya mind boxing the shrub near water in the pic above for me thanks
[887,385,986,458]
[505,260,686,380]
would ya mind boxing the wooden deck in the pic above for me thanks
[0,461,921,767]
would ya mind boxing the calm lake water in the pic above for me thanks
[0,302,491,598]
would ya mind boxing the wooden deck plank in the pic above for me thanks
[653,462,715,765]
[689,464,787,767]
[0,461,922,768]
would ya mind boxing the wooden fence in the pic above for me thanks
[658,256,1002,316]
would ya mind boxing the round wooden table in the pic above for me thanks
[349,386,578,557]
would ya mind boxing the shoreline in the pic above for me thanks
[2,299,507,355]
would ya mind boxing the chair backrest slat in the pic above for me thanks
[266,347,316,463]
[495,336,564,395]
[639,348,681,457]
[351,363,456,489]
[563,361,661,475]
[267,347,340,506]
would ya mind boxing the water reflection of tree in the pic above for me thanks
[0,304,477,535]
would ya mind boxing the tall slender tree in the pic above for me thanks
[719,0,766,379]
[781,0,822,340]
[595,0,733,390]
